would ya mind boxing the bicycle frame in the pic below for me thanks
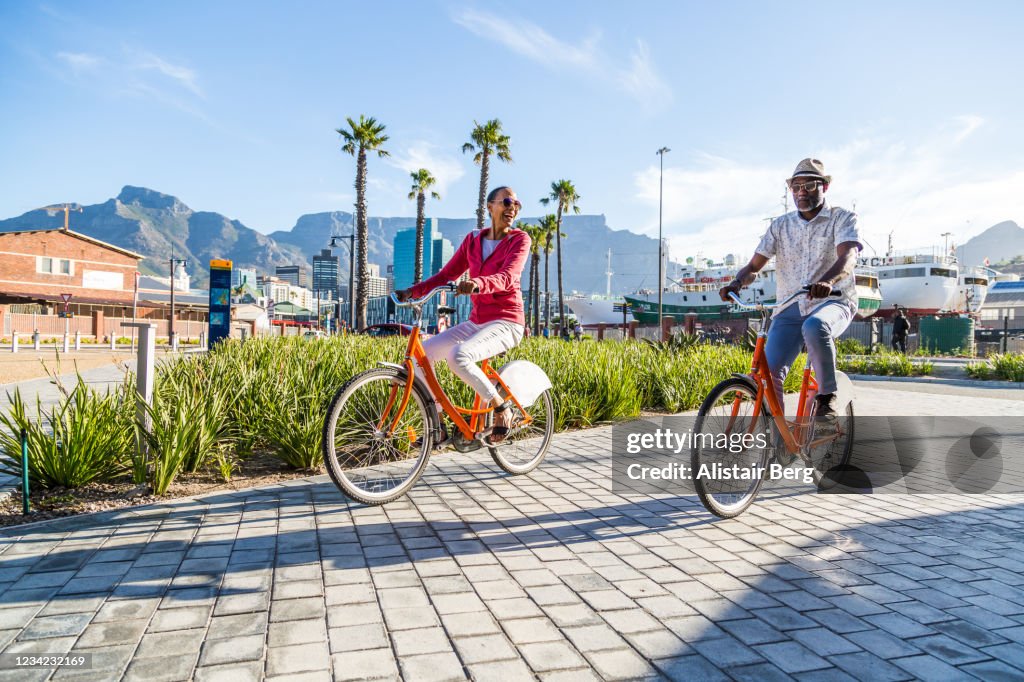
[381,287,533,442]
[727,291,843,456]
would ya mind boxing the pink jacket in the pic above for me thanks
[409,228,531,326]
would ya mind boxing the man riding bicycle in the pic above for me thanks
[719,158,862,422]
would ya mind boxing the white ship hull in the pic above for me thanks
[861,255,959,317]
[951,267,990,314]
[566,298,623,326]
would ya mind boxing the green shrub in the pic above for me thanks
[838,350,932,376]
[837,338,868,355]
[967,353,1024,382]
[0,377,134,488]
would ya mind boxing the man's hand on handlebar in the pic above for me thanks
[719,281,742,302]
[807,281,834,299]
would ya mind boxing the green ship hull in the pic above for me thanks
[625,294,882,323]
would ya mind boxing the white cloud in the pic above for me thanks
[386,142,467,198]
[635,115,1023,262]
[451,9,671,106]
[56,51,101,74]
[53,46,207,119]
[452,7,597,70]
[952,115,984,144]
[128,50,203,97]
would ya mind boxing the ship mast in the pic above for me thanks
[605,249,613,298]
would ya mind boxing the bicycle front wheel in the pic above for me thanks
[488,389,555,475]
[692,378,773,518]
[322,367,434,505]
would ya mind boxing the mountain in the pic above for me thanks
[0,187,307,288]
[1,186,675,294]
[956,220,1024,268]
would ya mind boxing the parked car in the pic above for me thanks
[302,330,327,339]
[361,324,422,338]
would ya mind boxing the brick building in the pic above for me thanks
[0,228,150,339]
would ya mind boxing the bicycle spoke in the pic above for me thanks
[324,370,432,503]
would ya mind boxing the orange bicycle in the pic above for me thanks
[692,287,855,517]
[321,284,554,505]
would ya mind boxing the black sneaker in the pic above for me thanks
[814,393,837,417]
[814,393,838,432]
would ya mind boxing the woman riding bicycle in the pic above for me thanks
[396,186,530,444]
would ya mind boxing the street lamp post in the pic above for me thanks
[656,147,671,329]
[168,252,187,350]
[329,234,356,331]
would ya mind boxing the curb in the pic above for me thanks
[848,374,1024,390]
[0,474,332,536]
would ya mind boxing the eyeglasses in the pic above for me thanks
[789,180,822,192]
[491,197,522,209]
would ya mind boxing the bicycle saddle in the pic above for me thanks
[438,306,456,315]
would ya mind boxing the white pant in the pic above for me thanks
[421,320,524,402]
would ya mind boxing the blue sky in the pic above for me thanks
[2,1,1023,262]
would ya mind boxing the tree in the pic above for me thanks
[537,214,560,333]
[407,169,440,284]
[337,116,389,329]
[519,222,542,335]
[462,119,512,230]
[540,180,580,331]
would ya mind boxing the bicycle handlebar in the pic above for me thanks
[728,285,841,311]
[390,282,458,308]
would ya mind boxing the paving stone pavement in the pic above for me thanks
[0,381,1020,680]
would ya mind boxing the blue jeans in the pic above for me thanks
[764,301,853,412]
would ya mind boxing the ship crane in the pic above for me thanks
[37,203,82,232]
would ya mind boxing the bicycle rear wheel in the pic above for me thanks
[488,389,554,475]
[807,401,855,490]
[322,367,434,505]
[692,378,773,518]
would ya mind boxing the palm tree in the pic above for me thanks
[337,115,389,329]
[407,169,440,284]
[518,222,542,334]
[462,119,512,230]
[537,214,559,332]
[540,180,581,331]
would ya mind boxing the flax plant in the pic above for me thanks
[0,377,134,489]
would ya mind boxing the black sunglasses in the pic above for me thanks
[491,197,522,209]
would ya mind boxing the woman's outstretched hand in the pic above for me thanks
[456,280,478,295]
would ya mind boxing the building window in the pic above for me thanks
[38,257,73,275]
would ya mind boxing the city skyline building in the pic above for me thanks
[392,218,454,291]
[312,248,340,301]
[232,267,257,290]
[275,264,308,288]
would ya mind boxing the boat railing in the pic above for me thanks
[860,253,958,267]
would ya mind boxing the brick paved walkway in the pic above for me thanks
[0,381,1021,680]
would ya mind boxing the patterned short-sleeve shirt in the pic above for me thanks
[755,203,863,316]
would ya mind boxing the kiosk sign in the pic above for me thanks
[208,259,232,345]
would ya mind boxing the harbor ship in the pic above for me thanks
[624,255,883,323]
[951,266,991,314]
[569,253,881,325]
[859,252,961,318]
